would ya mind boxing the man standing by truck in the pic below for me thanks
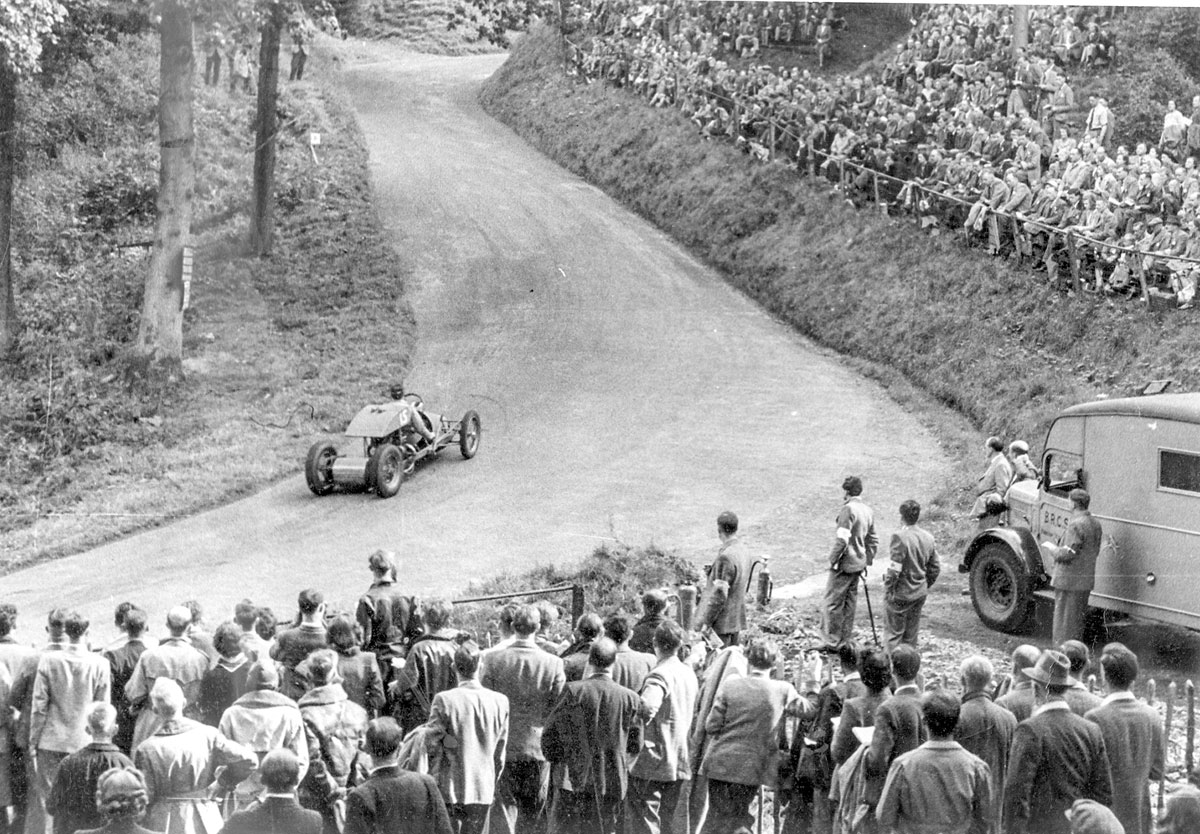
[1041,489,1103,644]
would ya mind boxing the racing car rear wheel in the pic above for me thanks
[459,411,481,459]
[305,442,338,496]
[368,443,403,498]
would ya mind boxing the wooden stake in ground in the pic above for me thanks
[1161,681,1177,811]
[1187,679,1196,780]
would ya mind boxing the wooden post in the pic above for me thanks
[769,122,777,160]
[1188,680,1196,780]
[571,584,585,624]
[1148,678,1157,706]
[1162,681,1177,810]
[1135,257,1150,303]
[838,158,846,190]
[1087,673,1097,693]
[1066,233,1082,292]
[873,170,883,215]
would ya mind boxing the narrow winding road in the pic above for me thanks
[3,44,954,639]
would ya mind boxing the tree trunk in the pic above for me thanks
[251,5,285,256]
[134,0,194,378]
[1013,5,1029,58]
[0,56,17,357]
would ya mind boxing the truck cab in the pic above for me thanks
[963,393,1200,633]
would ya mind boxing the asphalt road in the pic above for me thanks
[2,44,954,642]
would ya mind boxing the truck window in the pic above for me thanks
[1159,449,1200,495]
[1045,451,1083,496]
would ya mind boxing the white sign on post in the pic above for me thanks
[181,245,194,311]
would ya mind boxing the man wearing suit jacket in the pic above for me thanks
[1042,489,1103,644]
[425,645,510,834]
[700,511,752,647]
[882,500,940,651]
[346,718,452,834]
[627,621,698,834]
[954,656,1015,834]
[223,749,322,834]
[822,478,878,651]
[1085,643,1164,834]
[541,638,642,834]
[995,645,1041,723]
[969,437,1014,524]
[479,604,566,834]
[864,645,927,808]
[1003,650,1113,834]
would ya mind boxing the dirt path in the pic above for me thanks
[2,45,955,642]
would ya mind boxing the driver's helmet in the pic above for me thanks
[388,383,405,400]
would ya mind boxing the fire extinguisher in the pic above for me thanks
[756,556,773,608]
[677,584,698,631]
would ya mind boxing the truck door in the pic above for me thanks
[1038,448,1084,574]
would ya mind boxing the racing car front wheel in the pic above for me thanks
[368,443,404,498]
[459,411,481,459]
[305,442,338,496]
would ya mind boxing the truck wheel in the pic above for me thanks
[305,442,338,496]
[970,542,1033,633]
[459,410,481,459]
[369,443,403,498]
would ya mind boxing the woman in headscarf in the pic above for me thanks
[75,766,159,834]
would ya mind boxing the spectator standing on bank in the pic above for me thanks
[883,499,940,651]
[1041,488,1103,644]
[955,656,1015,834]
[542,638,643,834]
[698,638,816,834]
[125,606,210,751]
[628,590,670,655]
[996,644,1042,722]
[222,749,322,834]
[357,551,423,684]
[45,703,131,834]
[325,616,386,718]
[627,621,698,834]
[230,45,252,95]
[479,604,565,834]
[289,15,315,82]
[31,611,112,834]
[104,607,148,755]
[392,600,464,735]
[864,645,927,809]
[202,23,224,86]
[1084,643,1164,834]
[821,477,877,651]
[876,691,992,834]
[700,511,751,647]
[561,613,603,683]
[297,651,368,833]
[604,614,655,692]
[198,621,251,726]
[345,718,452,834]
[1003,650,1113,834]
[1059,641,1102,716]
[272,589,330,700]
[218,661,309,815]
[423,645,509,834]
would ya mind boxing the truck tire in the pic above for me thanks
[305,442,337,496]
[970,542,1034,633]
[459,410,481,459]
[369,443,403,499]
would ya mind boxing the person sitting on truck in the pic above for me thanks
[388,383,437,447]
[1009,440,1040,483]
[970,437,1014,525]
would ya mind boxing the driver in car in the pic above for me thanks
[389,383,437,446]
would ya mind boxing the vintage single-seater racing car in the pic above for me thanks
[305,388,480,498]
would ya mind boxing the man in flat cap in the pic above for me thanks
[1003,650,1112,834]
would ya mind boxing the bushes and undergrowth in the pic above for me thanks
[480,24,1200,455]
[0,33,415,568]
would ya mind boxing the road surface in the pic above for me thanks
[3,44,954,641]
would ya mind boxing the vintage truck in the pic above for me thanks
[962,392,1200,633]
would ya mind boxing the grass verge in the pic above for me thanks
[360,0,503,54]
[0,35,415,572]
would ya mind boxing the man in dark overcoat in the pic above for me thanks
[954,655,1015,834]
[344,718,452,834]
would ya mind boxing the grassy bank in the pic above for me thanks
[360,0,502,54]
[0,36,415,570]
[481,26,1200,464]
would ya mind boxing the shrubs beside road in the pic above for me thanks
[481,25,1200,459]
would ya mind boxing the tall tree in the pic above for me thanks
[0,0,69,357]
[131,0,195,382]
[250,0,285,256]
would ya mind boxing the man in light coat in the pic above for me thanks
[954,656,1015,834]
[882,500,940,650]
[134,678,256,834]
[1085,643,1164,834]
[30,611,111,834]
[424,645,509,834]
[1041,488,1103,644]
[821,477,878,651]
[218,661,309,813]
[125,606,210,751]
[877,691,992,834]
[970,437,1014,524]
[700,511,752,647]
[479,604,565,834]
[627,621,698,834]
[1,604,42,834]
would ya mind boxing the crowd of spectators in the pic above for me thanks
[3,542,1198,834]
[568,2,1200,309]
